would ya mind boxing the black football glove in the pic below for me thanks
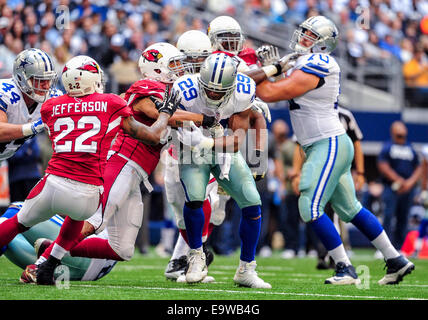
[157,86,182,117]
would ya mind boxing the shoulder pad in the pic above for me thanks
[125,79,166,102]
[296,53,336,78]
[173,75,199,110]
[234,73,256,111]
[0,79,22,112]
[238,47,259,67]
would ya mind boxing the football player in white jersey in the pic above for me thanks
[164,30,220,282]
[0,203,117,283]
[165,30,272,283]
[253,15,414,285]
[173,52,271,289]
[0,48,61,160]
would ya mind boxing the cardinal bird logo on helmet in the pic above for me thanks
[77,61,100,73]
[142,49,163,62]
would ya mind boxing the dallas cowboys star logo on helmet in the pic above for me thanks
[17,57,32,70]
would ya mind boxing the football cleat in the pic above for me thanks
[185,248,207,283]
[34,238,53,259]
[233,260,272,289]
[203,242,214,267]
[164,255,188,280]
[20,264,38,284]
[176,274,215,283]
[325,262,361,285]
[36,256,61,285]
[378,255,415,285]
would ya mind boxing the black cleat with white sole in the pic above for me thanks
[378,255,415,285]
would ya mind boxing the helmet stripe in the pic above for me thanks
[36,51,48,72]
[217,54,227,83]
[210,54,221,82]
[44,52,53,72]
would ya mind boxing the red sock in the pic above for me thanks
[0,215,29,248]
[202,199,212,239]
[55,216,84,251]
[179,229,189,245]
[42,225,87,260]
[70,238,123,261]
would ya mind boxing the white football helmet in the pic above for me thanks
[290,16,339,54]
[198,53,237,109]
[177,30,212,73]
[138,42,192,83]
[13,48,57,103]
[61,55,103,97]
[208,16,245,55]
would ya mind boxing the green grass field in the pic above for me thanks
[0,248,427,301]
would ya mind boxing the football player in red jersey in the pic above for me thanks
[0,54,182,285]
[27,43,218,282]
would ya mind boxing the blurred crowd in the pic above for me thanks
[0,0,428,104]
[0,0,428,259]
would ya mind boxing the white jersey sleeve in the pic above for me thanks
[422,144,428,161]
[0,79,63,160]
[173,73,255,122]
[287,53,345,146]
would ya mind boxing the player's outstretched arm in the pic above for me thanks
[0,111,44,142]
[132,96,214,128]
[122,89,181,145]
[122,113,171,145]
[256,69,319,103]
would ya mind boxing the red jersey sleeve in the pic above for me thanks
[238,47,259,67]
[124,80,166,106]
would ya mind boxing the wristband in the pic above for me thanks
[357,172,365,176]
[22,123,34,137]
[262,64,281,78]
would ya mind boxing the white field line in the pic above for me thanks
[72,284,428,300]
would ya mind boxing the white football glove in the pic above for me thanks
[278,52,300,73]
[22,117,45,137]
[208,122,224,138]
[251,98,271,123]
[256,45,280,66]
[177,121,214,154]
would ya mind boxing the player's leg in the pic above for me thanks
[69,159,143,261]
[36,174,103,285]
[329,145,414,285]
[0,175,56,249]
[164,158,191,280]
[212,152,270,289]
[298,135,359,285]
[179,162,211,283]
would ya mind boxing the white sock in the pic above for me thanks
[371,230,400,260]
[328,244,352,266]
[171,233,190,260]
[415,238,423,252]
[50,243,68,260]
[35,256,47,266]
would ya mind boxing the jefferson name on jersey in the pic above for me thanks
[50,100,108,117]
